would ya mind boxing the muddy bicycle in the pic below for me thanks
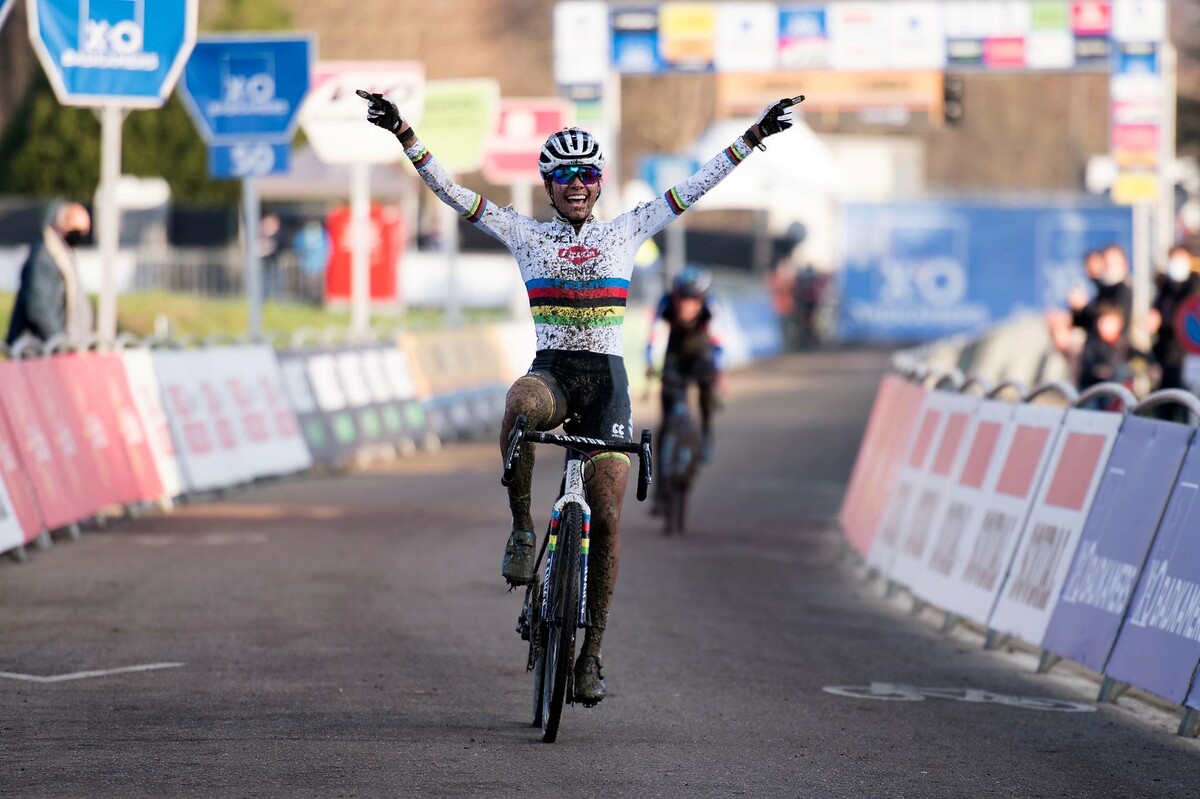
[502,414,652,742]
[654,370,703,535]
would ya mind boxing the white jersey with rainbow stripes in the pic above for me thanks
[404,136,754,357]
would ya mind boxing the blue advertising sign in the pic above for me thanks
[838,201,1133,342]
[1105,435,1200,704]
[180,35,313,145]
[208,142,290,179]
[1041,417,1193,672]
[611,6,662,74]
[27,0,198,108]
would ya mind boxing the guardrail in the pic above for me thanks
[840,336,1200,738]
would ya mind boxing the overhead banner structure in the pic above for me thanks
[838,200,1134,343]
[1041,416,1192,672]
[988,408,1123,646]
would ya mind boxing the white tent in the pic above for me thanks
[687,117,846,270]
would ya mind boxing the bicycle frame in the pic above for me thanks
[544,452,592,630]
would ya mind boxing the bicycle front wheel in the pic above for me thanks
[541,503,583,743]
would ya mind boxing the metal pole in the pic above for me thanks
[350,161,371,336]
[442,199,462,326]
[1131,201,1153,352]
[1158,41,1178,261]
[665,221,686,285]
[512,182,533,217]
[97,105,124,343]
[243,176,263,339]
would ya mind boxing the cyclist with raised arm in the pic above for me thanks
[360,88,801,705]
[645,267,722,511]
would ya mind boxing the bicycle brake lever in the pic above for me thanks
[636,428,652,502]
[501,415,528,487]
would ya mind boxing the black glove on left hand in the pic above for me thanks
[357,89,402,133]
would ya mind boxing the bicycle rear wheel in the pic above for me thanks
[541,503,582,743]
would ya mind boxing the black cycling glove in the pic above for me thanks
[744,95,804,150]
[357,89,412,141]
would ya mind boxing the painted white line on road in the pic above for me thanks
[0,662,185,683]
[823,683,1095,712]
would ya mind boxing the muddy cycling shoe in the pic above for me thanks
[501,529,537,586]
[572,655,606,707]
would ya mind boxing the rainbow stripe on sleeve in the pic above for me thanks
[665,187,689,216]
[408,145,432,170]
[526,277,629,327]
[463,195,488,223]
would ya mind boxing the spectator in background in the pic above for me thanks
[5,201,93,348]
[258,212,283,299]
[1078,301,1152,395]
[1148,245,1199,403]
[292,218,330,304]
[1070,245,1132,338]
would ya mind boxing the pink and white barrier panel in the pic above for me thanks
[839,376,1200,727]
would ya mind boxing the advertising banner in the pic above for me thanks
[0,362,84,529]
[838,201,1134,343]
[714,2,777,73]
[121,349,187,497]
[1041,416,1192,671]
[553,1,609,88]
[153,349,251,492]
[866,391,946,575]
[890,390,981,588]
[611,5,663,74]
[91,353,164,503]
[778,5,828,69]
[840,378,927,556]
[23,358,104,519]
[0,429,29,551]
[988,408,1123,646]
[911,397,1018,610]
[53,354,141,508]
[926,402,1065,626]
[276,350,341,465]
[0,401,46,544]
[1106,436,1200,704]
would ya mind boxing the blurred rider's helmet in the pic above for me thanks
[539,128,606,177]
[673,267,712,299]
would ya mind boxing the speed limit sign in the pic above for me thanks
[299,61,425,165]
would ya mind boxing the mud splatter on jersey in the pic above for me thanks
[405,137,753,356]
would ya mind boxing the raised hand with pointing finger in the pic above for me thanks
[743,94,804,150]
[357,89,414,144]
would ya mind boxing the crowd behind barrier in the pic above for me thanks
[841,322,1200,738]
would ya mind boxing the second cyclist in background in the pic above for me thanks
[646,267,723,498]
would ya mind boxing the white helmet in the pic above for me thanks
[538,128,606,177]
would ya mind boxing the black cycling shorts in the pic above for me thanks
[528,349,634,443]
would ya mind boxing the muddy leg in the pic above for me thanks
[500,375,564,530]
[580,456,630,659]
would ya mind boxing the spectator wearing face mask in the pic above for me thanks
[5,201,93,348]
[1147,246,1199,399]
[1070,244,1133,341]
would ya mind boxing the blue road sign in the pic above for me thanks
[27,0,198,108]
[208,142,290,180]
[180,34,313,145]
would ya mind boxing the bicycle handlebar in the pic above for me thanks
[502,415,653,502]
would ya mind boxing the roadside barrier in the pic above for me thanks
[841,360,1200,737]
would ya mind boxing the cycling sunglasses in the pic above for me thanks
[549,165,602,185]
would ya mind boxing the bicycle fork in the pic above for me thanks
[541,455,593,631]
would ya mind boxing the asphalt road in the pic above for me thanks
[2,349,1198,799]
